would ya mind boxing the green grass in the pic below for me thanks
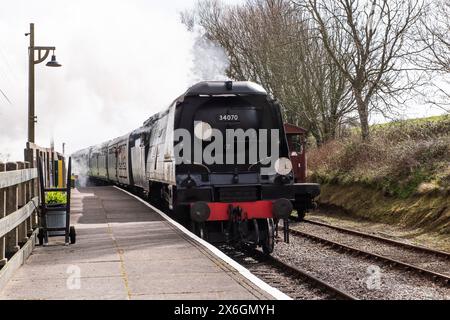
[318,183,450,236]
[373,115,448,128]
[308,114,450,198]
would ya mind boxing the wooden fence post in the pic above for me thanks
[62,156,67,188]
[0,162,6,267]
[25,146,39,229]
[25,162,34,235]
[16,162,29,244]
[5,162,20,255]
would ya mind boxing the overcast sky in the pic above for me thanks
[0,0,239,161]
[0,0,446,162]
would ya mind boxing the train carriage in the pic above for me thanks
[72,81,320,254]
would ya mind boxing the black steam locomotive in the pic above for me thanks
[72,81,319,253]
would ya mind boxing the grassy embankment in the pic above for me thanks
[307,115,450,237]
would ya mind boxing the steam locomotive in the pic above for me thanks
[72,81,320,254]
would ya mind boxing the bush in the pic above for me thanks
[45,192,67,205]
[308,115,450,198]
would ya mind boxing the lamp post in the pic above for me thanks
[25,23,62,143]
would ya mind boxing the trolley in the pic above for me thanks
[37,156,76,246]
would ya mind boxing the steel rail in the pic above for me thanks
[123,185,357,300]
[303,219,450,259]
[229,245,358,300]
[288,227,450,285]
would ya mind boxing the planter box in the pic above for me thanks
[45,204,66,236]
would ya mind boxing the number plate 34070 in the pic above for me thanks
[218,114,239,121]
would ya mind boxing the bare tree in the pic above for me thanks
[301,0,426,140]
[183,0,355,145]
[417,0,450,73]
[415,0,450,109]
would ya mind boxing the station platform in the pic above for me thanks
[0,186,279,300]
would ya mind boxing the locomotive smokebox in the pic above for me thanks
[272,198,293,219]
[190,201,211,222]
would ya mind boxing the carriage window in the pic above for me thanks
[289,135,303,153]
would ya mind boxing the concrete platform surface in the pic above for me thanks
[0,186,274,300]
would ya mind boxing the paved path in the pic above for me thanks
[0,186,273,300]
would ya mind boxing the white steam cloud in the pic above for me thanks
[0,0,233,162]
[189,26,230,83]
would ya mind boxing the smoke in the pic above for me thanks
[189,26,230,83]
[0,152,11,162]
[0,0,233,162]
[72,155,90,187]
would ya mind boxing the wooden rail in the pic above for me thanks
[0,169,37,189]
[0,162,38,268]
[0,143,65,292]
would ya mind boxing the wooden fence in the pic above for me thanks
[0,162,38,266]
[24,142,66,188]
[0,143,65,290]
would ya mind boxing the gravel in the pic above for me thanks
[291,222,450,277]
[219,246,346,300]
[272,235,450,300]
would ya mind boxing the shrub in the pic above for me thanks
[45,192,67,205]
[307,115,450,198]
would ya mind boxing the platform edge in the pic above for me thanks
[113,186,292,301]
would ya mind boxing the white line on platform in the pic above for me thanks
[113,186,292,301]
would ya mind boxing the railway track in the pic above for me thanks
[218,244,357,300]
[287,219,450,286]
[304,219,450,259]
[127,185,448,298]
[127,187,357,300]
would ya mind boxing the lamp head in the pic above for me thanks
[46,54,61,67]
